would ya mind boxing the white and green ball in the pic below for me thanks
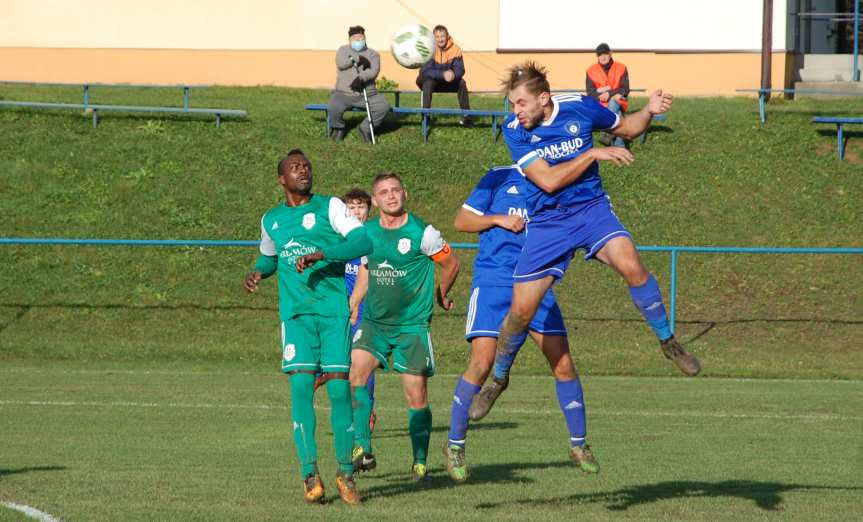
[390,24,435,69]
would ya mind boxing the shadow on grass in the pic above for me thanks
[816,129,863,139]
[2,302,860,342]
[474,479,863,512]
[0,466,66,478]
[371,421,519,440]
[361,459,573,500]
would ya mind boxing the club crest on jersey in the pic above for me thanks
[565,120,580,136]
[302,213,315,230]
[283,343,296,362]
[397,238,411,254]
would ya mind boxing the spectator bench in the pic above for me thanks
[305,104,667,145]
[812,116,863,160]
[304,104,508,143]
[0,100,248,128]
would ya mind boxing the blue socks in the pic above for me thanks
[366,372,375,411]
[629,273,672,341]
[493,331,528,381]
[555,378,587,447]
[447,377,481,448]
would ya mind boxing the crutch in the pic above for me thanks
[351,57,376,145]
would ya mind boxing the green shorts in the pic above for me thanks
[352,320,435,377]
[280,314,351,374]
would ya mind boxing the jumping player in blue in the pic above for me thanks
[443,165,601,483]
[470,61,700,420]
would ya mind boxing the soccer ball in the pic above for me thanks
[390,24,435,69]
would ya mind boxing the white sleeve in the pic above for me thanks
[259,217,276,256]
[328,197,363,237]
[420,225,445,257]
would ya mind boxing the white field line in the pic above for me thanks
[1,501,61,522]
[1,367,861,385]
[1,399,860,422]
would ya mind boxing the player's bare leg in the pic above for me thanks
[401,373,432,482]
[470,276,554,420]
[531,332,599,473]
[349,350,380,473]
[596,236,701,376]
[445,337,496,482]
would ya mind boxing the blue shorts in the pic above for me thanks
[514,195,630,282]
[464,285,567,341]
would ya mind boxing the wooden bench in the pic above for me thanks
[812,116,863,160]
[303,104,508,142]
[736,88,863,123]
[0,100,247,127]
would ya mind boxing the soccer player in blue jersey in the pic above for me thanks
[471,61,700,419]
[342,188,378,432]
[444,164,611,483]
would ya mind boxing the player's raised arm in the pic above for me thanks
[454,207,524,233]
[611,89,673,140]
[296,198,374,273]
[520,149,633,194]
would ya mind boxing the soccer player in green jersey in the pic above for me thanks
[244,149,372,505]
[348,171,461,482]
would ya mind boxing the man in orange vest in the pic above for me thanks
[586,43,630,147]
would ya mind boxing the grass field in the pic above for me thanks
[0,84,860,378]
[0,84,861,519]
[1,361,861,521]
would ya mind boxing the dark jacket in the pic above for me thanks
[419,36,465,83]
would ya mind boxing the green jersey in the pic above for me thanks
[363,213,447,327]
[258,194,363,319]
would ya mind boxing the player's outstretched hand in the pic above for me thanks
[593,147,634,167]
[495,214,525,233]
[436,290,454,311]
[244,271,262,293]
[296,251,324,273]
[648,90,673,115]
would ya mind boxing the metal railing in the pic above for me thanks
[2,237,861,333]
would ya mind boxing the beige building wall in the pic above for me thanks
[1,0,789,96]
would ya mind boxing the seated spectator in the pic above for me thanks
[327,25,390,142]
[415,25,473,126]
[586,42,630,147]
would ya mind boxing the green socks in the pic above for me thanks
[352,385,373,454]
[325,378,355,475]
[408,406,432,465]
[289,373,317,477]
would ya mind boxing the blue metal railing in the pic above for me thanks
[2,237,861,333]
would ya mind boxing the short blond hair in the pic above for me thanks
[501,61,550,96]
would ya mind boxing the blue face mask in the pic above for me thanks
[351,40,366,52]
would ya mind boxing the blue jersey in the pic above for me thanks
[503,94,619,214]
[344,258,364,322]
[463,166,529,287]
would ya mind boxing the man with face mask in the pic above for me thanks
[327,25,390,142]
